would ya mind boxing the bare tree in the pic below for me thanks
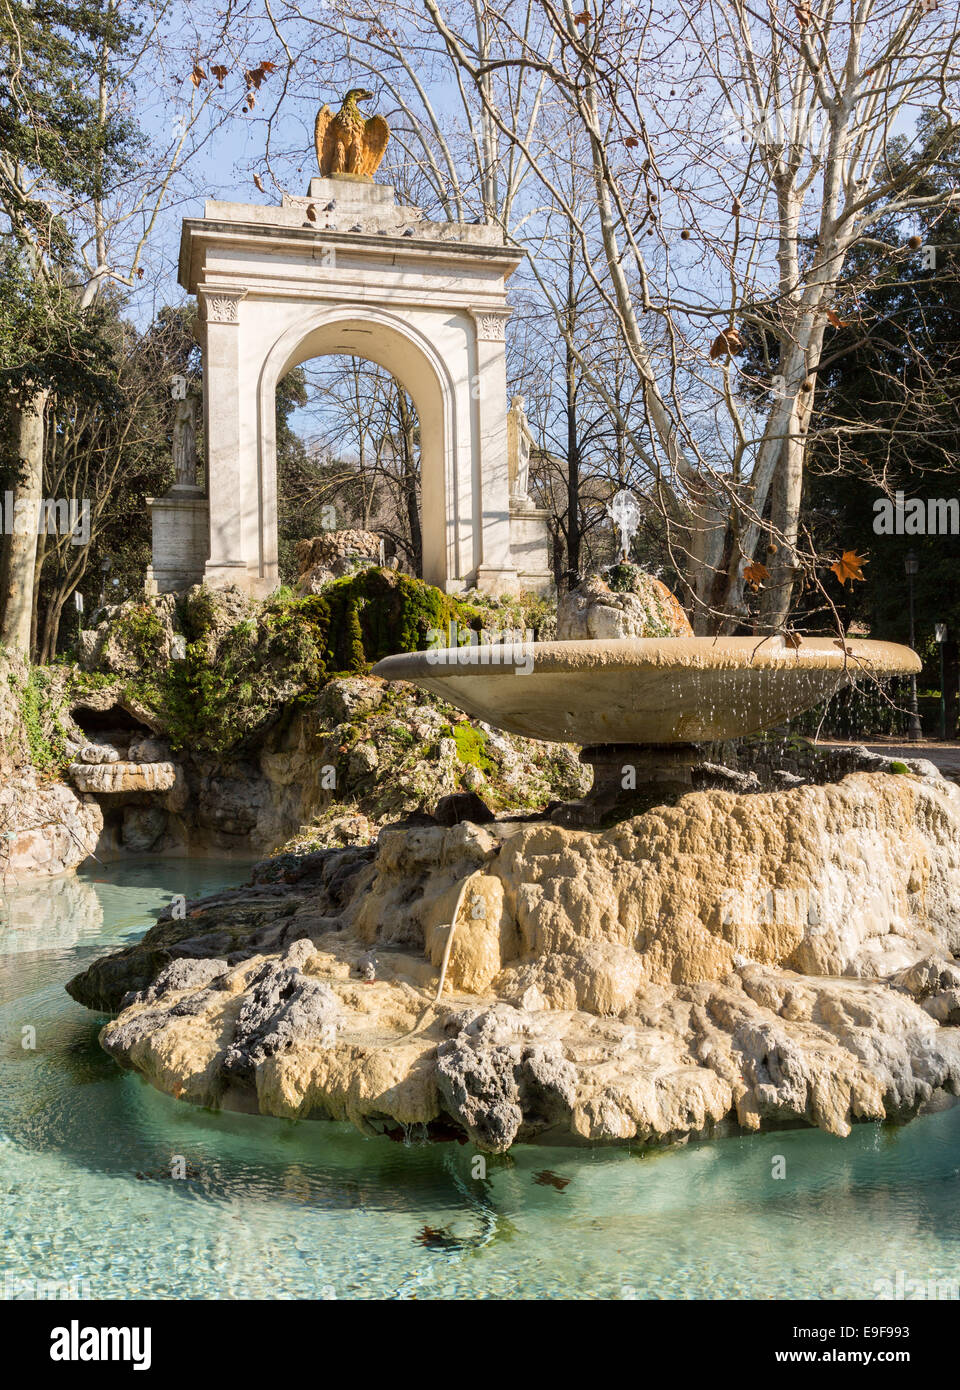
[255,0,959,631]
[0,0,256,654]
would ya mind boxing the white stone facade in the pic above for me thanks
[156,176,553,598]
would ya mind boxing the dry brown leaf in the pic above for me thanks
[826,308,847,328]
[211,65,228,87]
[710,327,744,359]
[624,136,639,148]
[190,64,206,86]
[743,561,769,590]
[784,631,803,649]
[305,203,317,222]
[830,549,868,585]
[253,172,265,193]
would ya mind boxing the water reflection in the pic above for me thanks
[0,874,103,954]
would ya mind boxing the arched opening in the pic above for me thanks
[258,310,459,592]
[275,354,423,583]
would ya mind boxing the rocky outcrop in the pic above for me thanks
[557,568,693,641]
[65,577,586,858]
[68,767,960,1151]
[78,593,180,674]
[1,771,103,879]
[294,530,386,594]
[0,647,103,880]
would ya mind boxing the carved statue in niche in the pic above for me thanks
[507,394,534,502]
[170,374,199,489]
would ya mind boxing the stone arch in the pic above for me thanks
[257,306,461,590]
[152,179,553,601]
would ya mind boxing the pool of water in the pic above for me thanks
[2,857,960,1300]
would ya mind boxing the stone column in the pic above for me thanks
[470,309,519,595]
[198,286,249,590]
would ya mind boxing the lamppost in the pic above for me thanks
[905,550,923,742]
[935,622,948,741]
[98,555,112,609]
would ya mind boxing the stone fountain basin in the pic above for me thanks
[372,636,921,744]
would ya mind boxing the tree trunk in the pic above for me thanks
[0,390,47,655]
[758,429,804,632]
[565,242,581,584]
[566,341,581,583]
[39,585,68,664]
[397,390,422,576]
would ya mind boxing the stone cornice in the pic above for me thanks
[179,218,524,295]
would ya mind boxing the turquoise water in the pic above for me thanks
[2,858,960,1300]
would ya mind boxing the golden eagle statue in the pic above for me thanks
[314,88,389,178]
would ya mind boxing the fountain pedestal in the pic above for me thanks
[551,743,700,826]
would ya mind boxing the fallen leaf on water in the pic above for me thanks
[534,1169,571,1191]
[415,1225,461,1250]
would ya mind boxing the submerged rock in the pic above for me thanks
[68,768,960,1151]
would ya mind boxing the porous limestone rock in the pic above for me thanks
[68,761,179,794]
[68,767,960,1150]
[80,741,121,764]
[295,530,385,594]
[0,647,102,878]
[1,772,103,879]
[556,570,693,641]
[128,737,172,764]
[315,676,384,725]
[121,805,168,853]
[78,593,179,675]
